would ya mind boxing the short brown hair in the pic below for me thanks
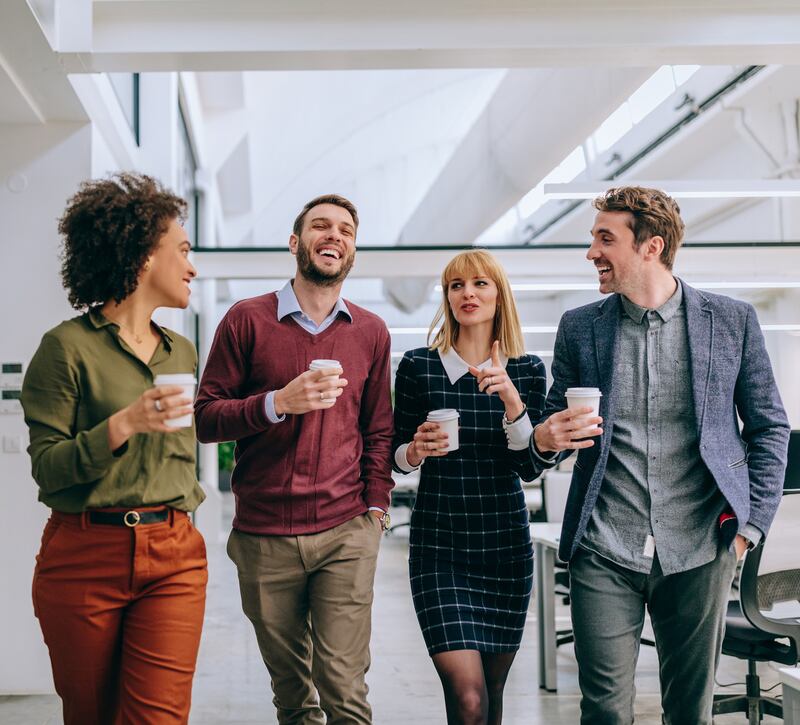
[292,194,359,237]
[593,186,685,270]
[429,249,526,359]
[59,172,187,310]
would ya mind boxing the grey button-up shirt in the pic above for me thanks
[581,281,728,575]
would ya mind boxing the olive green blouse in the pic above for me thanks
[21,309,205,513]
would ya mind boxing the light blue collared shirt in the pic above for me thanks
[264,281,352,423]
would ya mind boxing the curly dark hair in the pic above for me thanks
[58,172,187,309]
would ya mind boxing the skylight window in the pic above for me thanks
[628,66,675,124]
[517,145,586,218]
[593,103,634,153]
[673,65,700,86]
[476,65,704,244]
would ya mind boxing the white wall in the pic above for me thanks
[0,122,93,693]
[0,69,220,694]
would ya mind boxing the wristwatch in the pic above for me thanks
[377,510,391,531]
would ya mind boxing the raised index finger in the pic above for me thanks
[491,340,501,368]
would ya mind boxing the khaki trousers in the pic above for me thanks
[227,512,382,725]
[32,508,208,725]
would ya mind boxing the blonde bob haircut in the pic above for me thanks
[428,249,525,359]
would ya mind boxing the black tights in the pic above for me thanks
[431,649,518,725]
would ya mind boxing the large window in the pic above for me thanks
[177,103,200,246]
[107,73,140,145]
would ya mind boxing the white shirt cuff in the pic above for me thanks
[264,391,286,424]
[395,443,420,473]
[503,413,534,451]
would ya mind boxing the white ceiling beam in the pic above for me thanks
[396,67,651,247]
[0,1,86,122]
[53,0,92,52]
[54,2,800,72]
[192,244,800,281]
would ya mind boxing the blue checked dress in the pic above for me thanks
[393,348,549,655]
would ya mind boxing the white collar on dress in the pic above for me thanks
[438,348,509,386]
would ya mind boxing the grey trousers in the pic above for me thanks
[569,545,737,725]
[227,513,382,725]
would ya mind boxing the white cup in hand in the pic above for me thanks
[426,409,460,451]
[153,373,197,428]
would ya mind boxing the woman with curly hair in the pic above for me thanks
[392,250,567,725]
[20,172,206,725]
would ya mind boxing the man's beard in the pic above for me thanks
[296,238,355,288]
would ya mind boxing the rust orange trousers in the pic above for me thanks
[32,508,208,725]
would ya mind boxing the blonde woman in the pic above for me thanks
[393,250,554,724]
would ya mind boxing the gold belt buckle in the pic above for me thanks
[124,510,141,527]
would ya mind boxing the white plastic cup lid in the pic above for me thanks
[309,359,341,370]
[154,374,197,385]
[565,387,602,397]
[427,409,460,422]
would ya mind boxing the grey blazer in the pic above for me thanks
[542,280,790,563]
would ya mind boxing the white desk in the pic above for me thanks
[782,667,800,724]
[531,522,563,692]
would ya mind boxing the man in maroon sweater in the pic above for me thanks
[195,194,394,724]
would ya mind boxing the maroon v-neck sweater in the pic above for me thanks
[195,292,394,535]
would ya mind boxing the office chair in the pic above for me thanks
[713,538,800,724]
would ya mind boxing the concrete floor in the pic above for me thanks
[0,493,788,724]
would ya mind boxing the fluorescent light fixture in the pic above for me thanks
[544,180,800,199]
[389,326,557,335]
[391,350,554,359]
[436,281,800,294]
[389,322,799,336]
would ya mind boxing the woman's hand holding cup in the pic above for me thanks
[406,421,450,467]
[107,385,193,450]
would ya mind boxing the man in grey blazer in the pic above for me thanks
[533,186,790,724]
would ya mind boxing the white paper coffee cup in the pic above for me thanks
[565,387,602,429]
[153,373,197,428]
[309,359,341,406]
[426,409,460,452]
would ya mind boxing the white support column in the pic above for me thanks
[0,121,92,694]
[193,169,223,544]
[141,72,186,335]
[195,276,223,546]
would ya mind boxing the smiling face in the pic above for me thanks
[141,217,196,308]
[587,210,650,297]
[291,203,356,287]
[446,272,499,330]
